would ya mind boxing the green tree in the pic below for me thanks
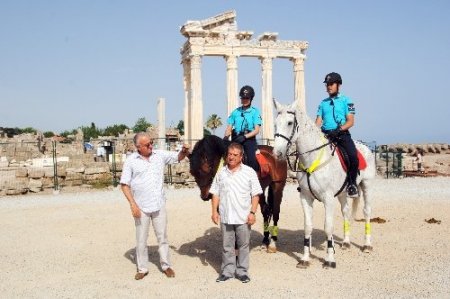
[60,129,77,137]
[80,122,102,140]
[133,117,152,133]
[43,131,55,138]
[205,114,222,135]
[18,127,37,134]
[104,124,129,137]
[176,120,184,136]
[204,128,211,136]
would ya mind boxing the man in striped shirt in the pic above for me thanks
[120,132,190,280]
[210,142,263,283]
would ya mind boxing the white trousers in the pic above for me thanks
[134,205,171,273]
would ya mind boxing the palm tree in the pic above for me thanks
[205,114,223,135]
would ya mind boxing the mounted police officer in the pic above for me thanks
[224,85,262,173]
[315,72,359,197]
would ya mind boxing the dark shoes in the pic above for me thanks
[135,268,175,280]
[236,274,251,283]
[216,275,232,282]
[134,272,148,280]
[216,274,250,283]
[347,184,359,198]
[163,267,175,278]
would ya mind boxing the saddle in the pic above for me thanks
[336,147,367,172]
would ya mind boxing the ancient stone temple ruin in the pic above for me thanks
[180,10,309,143]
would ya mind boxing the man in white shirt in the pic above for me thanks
[210,142,263,283]
[120,132,189,280]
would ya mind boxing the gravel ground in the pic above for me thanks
[0,176,449,298]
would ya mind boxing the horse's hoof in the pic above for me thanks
[341,242,351,250]
[362,245,373,253]
[296,260,310,268]
[323,261,336,269]
[267,246,277,253]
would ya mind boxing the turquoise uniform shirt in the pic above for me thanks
[316,93,355,131]
[227,106,262,134]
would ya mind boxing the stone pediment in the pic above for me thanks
[180,10,237,37]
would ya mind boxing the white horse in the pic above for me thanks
[272,99,376,268]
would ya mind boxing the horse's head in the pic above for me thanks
[189,135,227,201]
[273,99,299,160]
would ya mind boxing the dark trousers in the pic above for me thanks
[242,137,260,173]
[336,132,359,185]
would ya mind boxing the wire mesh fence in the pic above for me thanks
[1,136,388,196]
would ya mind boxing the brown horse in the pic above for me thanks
[189,135,287,251]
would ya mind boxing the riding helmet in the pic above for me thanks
[239,85,255,99]
[323,72,342,85]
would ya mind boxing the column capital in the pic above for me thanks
[224,55,238,69]
[291,56,305,72]
[260,56,273,70]
[190,55,202,69]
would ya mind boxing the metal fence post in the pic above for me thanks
[112,140,117,187]
[396,151,403,177]
[52,140,59,191]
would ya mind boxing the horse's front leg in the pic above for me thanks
[297,193,314,268]
[338,194,351,249]
[360,180,373,252]
[323,195,337,268]
[267,184,283,253]
[259,192,271,248]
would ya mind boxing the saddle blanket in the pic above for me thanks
[256,151,270,178]
[336,148,367,172]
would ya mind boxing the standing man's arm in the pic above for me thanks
[211,194,220,225]
[121,184,141,218]
[177,144,190,162]
[247,195,259,225]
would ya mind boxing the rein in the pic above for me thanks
[274,110,348,201]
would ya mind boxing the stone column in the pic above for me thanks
[292,56,306,111]
[225,55,238,116]
[190,55,203,143]
[182,60,191,142]
[157,97,166,150]
[260,56,274,142]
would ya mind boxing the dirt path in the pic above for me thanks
[0,177,449,298]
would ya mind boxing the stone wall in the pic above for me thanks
[0,158,194,196]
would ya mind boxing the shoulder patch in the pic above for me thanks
[348,103,355,112]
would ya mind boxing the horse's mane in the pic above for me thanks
[189,135,228,176]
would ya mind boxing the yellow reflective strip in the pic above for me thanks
[268,226,279,237]
[303,146,325,174]
[365,223,371,235]
[264,222,269,232]
[344,220,350,233]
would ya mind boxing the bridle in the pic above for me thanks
[274,111,298,148]
[274,110,333,172]
[274,110,346,201]
[195,155,224,189]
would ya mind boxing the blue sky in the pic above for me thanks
[1,0,449,144]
